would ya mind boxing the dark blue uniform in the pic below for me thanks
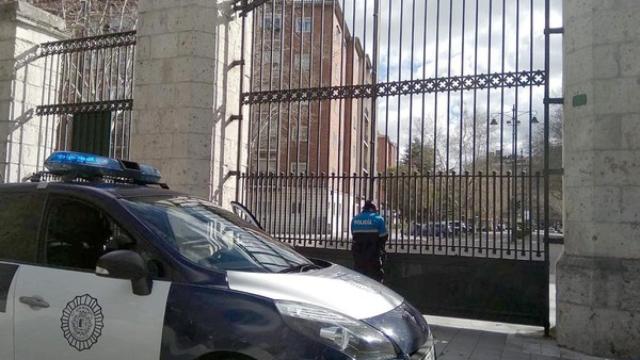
[351,210,389,281]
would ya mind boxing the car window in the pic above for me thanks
[0,192,46,262]
[122,196,312,273]
[44,197,136,271]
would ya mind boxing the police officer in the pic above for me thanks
[350,200,388,282]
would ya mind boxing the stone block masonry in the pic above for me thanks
[132,0,248,204]
[0,1,66,183]
[559,1,640,358]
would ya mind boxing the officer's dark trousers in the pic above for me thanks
[352,235,384,282]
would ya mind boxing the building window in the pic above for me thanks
[290,202,302,214]
[291,162,308,174]
[290,123,308,142]
[258,122,279,149]
[295,100,310,111]
[257,160,277,174]
[293,53,310,70]
[263,51,281,66]
[295,17,312,33]
[263,14,282,31]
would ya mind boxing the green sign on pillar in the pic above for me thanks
[572,94,587,107]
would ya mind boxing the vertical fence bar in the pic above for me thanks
[235,14,247,201]
[408,0,416,239]
[433,0,441,254]
[493,171,498,256]
[543,0,552,336]
[315,0,327,241]
[464,171,469,253]
[521,171,526,257]
[514,0,521,247]
[284,0,295,239]
[536,171,541,257]
[528,0,535,258]
[369,0,380,198]
[38,54,50,170]
[473,170,480,256]
[459,0,466,257]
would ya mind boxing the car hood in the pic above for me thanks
[226,264,404,320]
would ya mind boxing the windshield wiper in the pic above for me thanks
[278,263,321,273]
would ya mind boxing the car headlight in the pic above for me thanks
[413,330,435,360]
[275,300,398,360]
[424,330,436,360]
[410,329,435,360]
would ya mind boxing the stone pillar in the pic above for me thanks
[132,0,247,203]
[0,1,65,182]
[558,1,640,358]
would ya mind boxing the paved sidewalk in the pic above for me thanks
[422,273,612,359]
[426,316,611,360]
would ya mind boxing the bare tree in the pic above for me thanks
[16,0,138,36]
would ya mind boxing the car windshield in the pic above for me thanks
[121,196,313,273]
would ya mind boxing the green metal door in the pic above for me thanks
[71,111,111,156]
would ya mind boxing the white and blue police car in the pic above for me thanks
[0,151,435,360]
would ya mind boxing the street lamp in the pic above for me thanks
[490,105,538,243]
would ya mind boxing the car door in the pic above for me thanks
[0,262,18,360]
[13,196,172,360]
[0,190,47,360]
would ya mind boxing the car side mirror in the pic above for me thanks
[96,250,152,296]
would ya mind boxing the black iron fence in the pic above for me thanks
[236,0,552,245]
[239,171,546,260]
[232,0,560,331]
[35,31,136,163]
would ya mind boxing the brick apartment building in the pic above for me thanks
[376,134,397,174]
[246,0,376,234]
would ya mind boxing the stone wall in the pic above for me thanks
[0,1,66,182]
[132,0,248,205]
[559,1,640,358]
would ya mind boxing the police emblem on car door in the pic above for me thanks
[61,294,104,351]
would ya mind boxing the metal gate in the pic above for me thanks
[36,31,136,162]
[232,0,561,333]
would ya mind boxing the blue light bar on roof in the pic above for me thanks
[46,151,121,170]
[44,151,162,184]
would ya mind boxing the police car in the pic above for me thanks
[0,151,435,360]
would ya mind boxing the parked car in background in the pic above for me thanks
[412,222,452,237]
[412,222,451,237]
[451,221,467,234]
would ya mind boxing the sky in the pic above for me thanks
[337,0,564,165]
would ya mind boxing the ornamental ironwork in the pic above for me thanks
[241,70,546,105]
[229,0,272,16]
[36,100,133,116]
[39,31,137,56]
